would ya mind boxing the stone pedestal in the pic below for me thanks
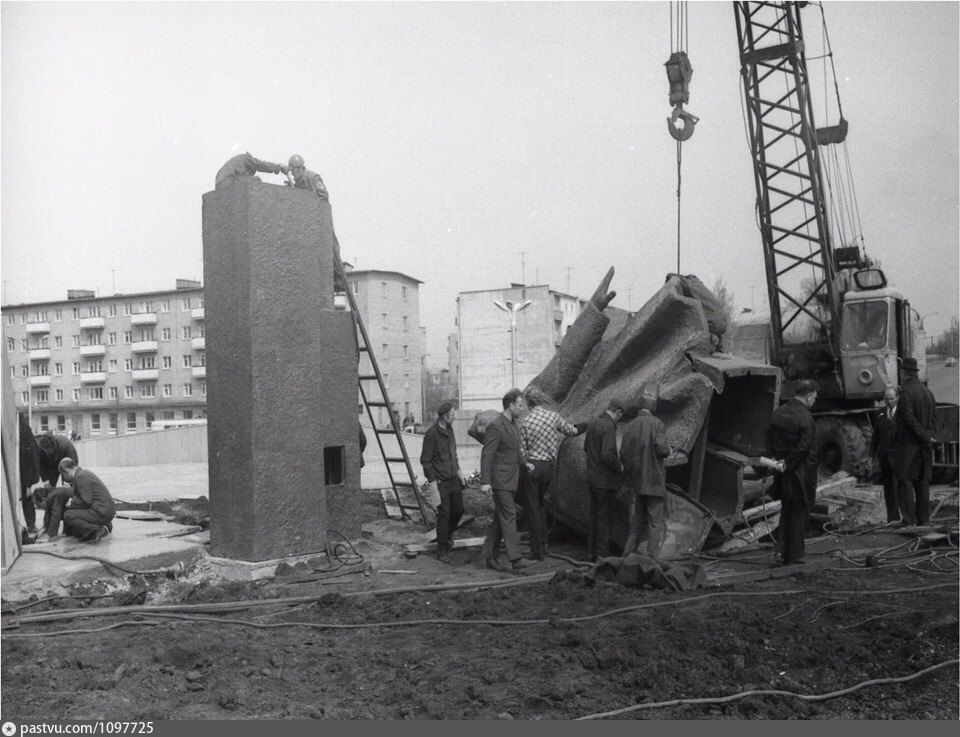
[201,180,360,561]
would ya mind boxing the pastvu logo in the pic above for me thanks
[2,722,16,736]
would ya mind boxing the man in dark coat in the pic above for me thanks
[37,458,115,543]
[420,400,466,562]
[621,391,672,558]
[894,357,937,526]
[583,398,625,561]
[766,380,819,564]
[869,386,900,523]
[18,412,41,533]
[36,433,78,488]
[480,389,534,572]
[214,152,289,189]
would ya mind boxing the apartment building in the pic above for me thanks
[2,280,207,437]
[456,283,586,412]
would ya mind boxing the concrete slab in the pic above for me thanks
[207,551,343,582]
[93,463,208,503]
[1,519,204,600]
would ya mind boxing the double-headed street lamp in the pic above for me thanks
[493,298,532,389]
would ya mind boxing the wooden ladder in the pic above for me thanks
[333,249,428,525]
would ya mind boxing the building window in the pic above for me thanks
[54,309,62,321]
[55,389,63,402]
[162,328,171,341]
[183,409,193,420]
[108,359,117,372]
[139,356,155,369]
[20,339,28,351]
[127,412,137,430]
[162,356,172,369]
[57,415,66,431]
[20,313,27,324]
[381,313,387,329]
[200,381,206,396]
[35,390,49,403]
[39,336,49,349]
[109,387,118,400]
[381,282,387,297]
[108,332,117,345]
[404,374,410,389]
[141,383,156,398]
[145,412,155,429]
[197,324,205,337]
[21,365,28,378]
[183,383,192,396]
[72,389,80,402]
[71,307,79,319]
[182,355,192,368]
[402,285,408,300]
[40,415,49,432]
[36,362,48,376]
[88,331,102,346]
[161,300,170,312]
[5,338,13,351]
[198,353,205,366]
[108,304,117,317]
[109,414,118,434]
[89,387,103,400]
[124,358,133,371]
[72,335,80,348]
[8,366,14,378]
[403,345,409,360]
[162,384,172,397]
[181,298,191,310]
[55,362,63,376]
[54,336,63,348]
[402,316,408,332]
[6,314,14,326]
[72,362,80,375]
[181,326,192,339]
[91,414,101,432]
[124,386,133,399]
[381,343,388,357]
[20,391,29,404]
[86,360,103,373]
[123,303,132,315]
[139,301,153,314]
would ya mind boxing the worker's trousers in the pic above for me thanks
[879,466,900,523]
[481,488,523,563]
[777,496,810,563]
[520,460,553,558]
[435,480,464,551]
[896,476,930,526]
[624,494,667,559]
[588,486,618,562]
[20,486,37,530]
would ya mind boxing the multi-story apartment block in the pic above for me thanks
[456,283,586,412]
[342,266,424,426]
[2,280,207,437]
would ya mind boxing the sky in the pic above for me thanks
[2,1,957,368]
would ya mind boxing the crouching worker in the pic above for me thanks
[36,459,115,543]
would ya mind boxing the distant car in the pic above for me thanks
[946,357,957,367]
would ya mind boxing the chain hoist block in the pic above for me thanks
[665,51,693,106]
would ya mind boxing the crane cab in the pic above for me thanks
[839,269,925,399]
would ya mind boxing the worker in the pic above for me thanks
[420,400,467,563]
[869,386,901,523]
[36,432,78,488]
[620,389,672,559]
[35,458,115,543]
[894,357,937,526]
[359,425,367,469]
[519,386,584,560]
[480,389,535,572]
[214,152,289,189]
[18,412,41,534]
[765,380,819,564]
[583,398,625,561]
[288,154,329,201]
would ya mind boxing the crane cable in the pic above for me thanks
[669,1,689,273]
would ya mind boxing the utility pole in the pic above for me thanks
[521,251,526,284]
[566,267,572,293]
[494,298,532,389]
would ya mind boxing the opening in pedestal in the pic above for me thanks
[324,445,345,486]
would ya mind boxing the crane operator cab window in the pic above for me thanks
[841,300,891,352]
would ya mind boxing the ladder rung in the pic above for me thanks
[366,401,389,407]
[384,457,407,463]
[359,374,379,381]
[358,346,369,352]
[400,505,422,511]
[374,428,397,434]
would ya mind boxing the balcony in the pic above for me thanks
[131,340,159,353]
[28,348,51,361]
[29,375,51,387]
[79,317,105,330]
[79,344,106,357]
[131,313,158,326]
[553,309,564,322]
[191,307,205,321]
[25,322,51,335]
[191,366,206,379]
[191,337,206,351]
[132,368,159,381]
[80,371,107,384]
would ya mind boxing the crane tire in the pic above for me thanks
[815,417,869,479]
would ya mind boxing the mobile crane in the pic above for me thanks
[710,2,958,480]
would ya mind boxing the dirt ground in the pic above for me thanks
[2,492,958,720]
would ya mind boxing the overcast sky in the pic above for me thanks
[2,1,957,367]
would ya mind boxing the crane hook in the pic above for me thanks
[667,104,699,142]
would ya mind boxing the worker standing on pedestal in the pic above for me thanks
[288,154,329,201]
[214,152,289,189]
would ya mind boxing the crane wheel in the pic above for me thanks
[815,417,869,479]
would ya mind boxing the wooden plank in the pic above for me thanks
[715,515,779,553]
[708,556,835,587]
[816,475,857,496]
[380,488,403,520]
[402,536,486,555]
[736,500,781,527]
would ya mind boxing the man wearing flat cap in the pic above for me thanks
[420,400,467,562]
[583,397,625,561]
[894,357,938,526]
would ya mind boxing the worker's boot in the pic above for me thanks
[511,557,535,571]
[436,545,451,564]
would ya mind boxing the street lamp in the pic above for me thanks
[919,311,940,330]
[493,298,532,389]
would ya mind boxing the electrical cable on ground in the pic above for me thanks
[574,659,959,720]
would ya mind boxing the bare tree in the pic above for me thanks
[712,277,737,327]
